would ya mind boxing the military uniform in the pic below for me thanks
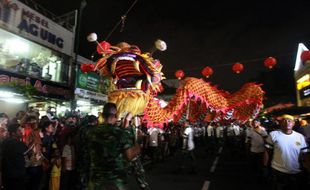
[86,124,133,190]
[125,126,150,190]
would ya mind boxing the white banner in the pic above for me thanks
[0,0,75,56]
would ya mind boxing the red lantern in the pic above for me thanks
[96,41,111,54]
[202,66,214,78]
[232,63,244,74]
[301,51,310,62]
[175,70,185,80]
[264,57,277,69]
[80,63,95,73]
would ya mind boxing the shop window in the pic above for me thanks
[0,28,70,84]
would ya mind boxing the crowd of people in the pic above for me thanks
[0,104,310,190]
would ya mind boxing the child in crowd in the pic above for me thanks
[49,147,61,190]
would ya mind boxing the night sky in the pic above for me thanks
[32,0,310,104]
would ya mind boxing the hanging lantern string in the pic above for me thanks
[105,0,138,41]
[166,52,294,73]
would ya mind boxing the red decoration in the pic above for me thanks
[80,63,95,73]
[96,41,111,54]
[158,84,164,92]
[175,70,185,80]
[232,63,244,74]
[264,57,277,69]
[202,66,214,78]
[301,51,310,62]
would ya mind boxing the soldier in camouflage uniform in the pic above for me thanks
[123,117,150,190]
[86,103,141,190]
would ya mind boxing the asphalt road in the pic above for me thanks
[128,141,271,190]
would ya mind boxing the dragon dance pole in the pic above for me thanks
[186,98,191,120]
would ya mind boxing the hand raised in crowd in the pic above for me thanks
[123,112,133,128]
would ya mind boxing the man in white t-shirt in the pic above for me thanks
[207,123,215,138]
[147,126,164,163]
[215,123,224,145]
[183,122,195,151]
[264,114,308,189]
[232,123,240,136]
[177,121,196,174]
[206,122,216,154]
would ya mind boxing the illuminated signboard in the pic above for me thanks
[300,85,310,99]
[297,74,310,90]
[0,0,74,56]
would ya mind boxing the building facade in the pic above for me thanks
[0,0,76,117]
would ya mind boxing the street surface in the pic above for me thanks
[128,143,270,190]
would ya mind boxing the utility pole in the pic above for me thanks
[75,0,87,58]
[71,0,87,111]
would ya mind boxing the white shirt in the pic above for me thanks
[266,130,307,174]
[148,127,163,147]
[184,127,195,151]
[207,125,214,137]
[62,145,74,170]
[216,126,224,138]
[226,125,235,137]
[233,124,240,136]
[194,126,200,137]
[246,127,267,153]
[201,126,206,137]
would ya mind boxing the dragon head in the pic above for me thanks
[90,37,166,118]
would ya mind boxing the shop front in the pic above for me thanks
[0,69,72,117]
[75,56,109,117]
[294,43,310,106]
[0,0,75,117]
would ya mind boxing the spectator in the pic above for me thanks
[1,123,28,190]
[147,126,164,164]
[49,148,61,190]
[246,118,268,180]
[10,111,26,124]
[60,134,76,190]
[0,119,8,189]
[40,120,55,190]
[24,115,43,190]
[300,120,310,146]
[0,113,9,129]
[264,114,308,189]
[177,120,196,174]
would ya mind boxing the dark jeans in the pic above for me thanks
[39,170,51,190]
[3,176,26,190]
[25,166,43,190]
[148,146,159,163]
[178,149,196,172]
[60,170,77,190]
[249,152,264,177]
[272,169,307,190]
